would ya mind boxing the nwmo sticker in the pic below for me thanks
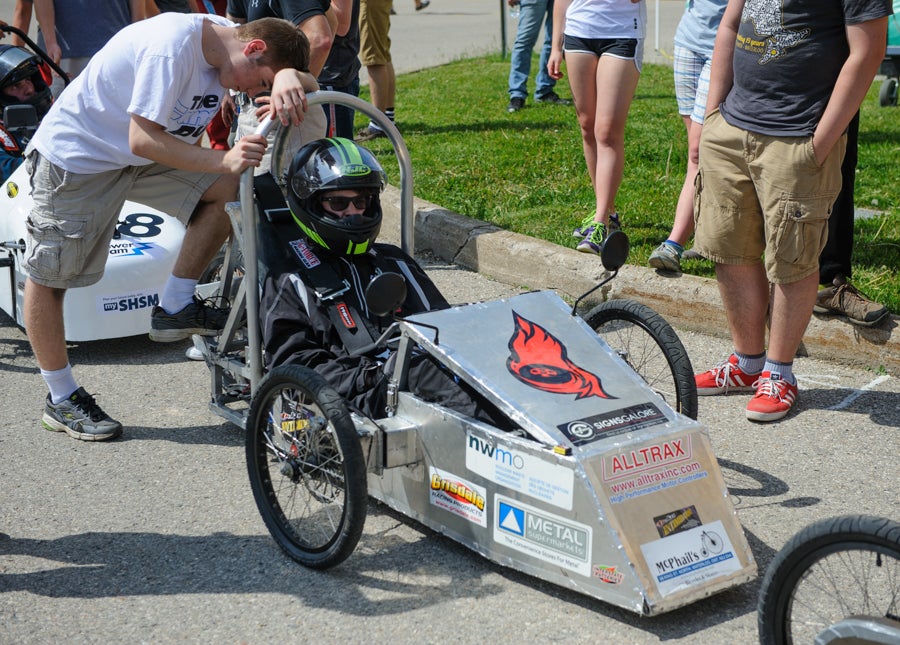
[429,467,487,527]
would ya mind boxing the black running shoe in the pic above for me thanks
[42,388,122,441]
[150,297,230,342]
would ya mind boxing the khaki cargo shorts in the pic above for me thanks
[693,110,846,284]
[24,150,219,289]
[359,0,392,66]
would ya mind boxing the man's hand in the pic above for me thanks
[223,134,267,173]
[265,68,320,127]
[220,92,237,129]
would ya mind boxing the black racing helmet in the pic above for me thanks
[286,137,387,256]
[0,45,53,120]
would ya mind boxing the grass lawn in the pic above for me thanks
[355,54,900,314]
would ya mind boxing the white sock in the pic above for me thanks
[160,276,198,314]
[42,364,79,404]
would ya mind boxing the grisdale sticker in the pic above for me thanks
[429,466,487,527]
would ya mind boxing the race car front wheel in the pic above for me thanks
[583,299,698,420]
[246,365,367,569]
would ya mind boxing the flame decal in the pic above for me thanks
[506,311,613,400]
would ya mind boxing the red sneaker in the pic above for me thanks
[695,354,760,395]
[745,372,798,422]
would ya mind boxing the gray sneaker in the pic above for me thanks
[150,297,230,342]
[648,242,682,273]
[42,388,122,441]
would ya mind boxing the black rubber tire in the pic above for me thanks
[758,515,900,645]
[879,77,898,107]
[582,299,698,419]
[246,364,367,569]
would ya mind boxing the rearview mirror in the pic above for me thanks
[364,272,407,317]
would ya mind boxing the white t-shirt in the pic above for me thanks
[564,0,647,40]
[31,13,233,174]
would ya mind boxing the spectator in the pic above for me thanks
[319,0,362,138]
[226,0,334,76]
[31,0,146,96]
[692,0,890,422]
[355,0,395,141]
[10,0,34,48]
[261,137,511,428]
[226,0,331,172]
[506,0,571,113]
[648,0,727,274]
[23,14,317,441]
[0,43,53,180]
[813,112,890,326]
[548,0,646,255]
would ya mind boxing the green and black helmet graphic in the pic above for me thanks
[287,137,387,256]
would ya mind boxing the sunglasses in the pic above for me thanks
[320,194,373,211]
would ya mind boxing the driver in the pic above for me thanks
[260,137,511,427]
[0,43,52,181]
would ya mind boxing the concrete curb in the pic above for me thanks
[381,185,899,375]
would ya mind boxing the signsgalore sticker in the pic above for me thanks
[494,494,592,577]
[639,521,742,596]
[429,467,487,527]
[465,431,575,510]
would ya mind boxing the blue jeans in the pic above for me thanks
[508,0,555,100]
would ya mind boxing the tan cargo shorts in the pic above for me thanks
[24,150,218,289]
[693,110,846,284]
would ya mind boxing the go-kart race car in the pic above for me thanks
[0,25,187,342]
[193,93,757,617]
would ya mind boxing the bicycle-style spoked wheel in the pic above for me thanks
[582,299,698,419]
[758,515,900,645]
[246,365,367,569]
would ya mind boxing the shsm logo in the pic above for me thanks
[506,311,614,400]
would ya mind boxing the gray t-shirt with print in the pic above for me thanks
[720,0,892,136]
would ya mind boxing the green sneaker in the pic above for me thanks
[576,222,608,255]
[572,212,620,239]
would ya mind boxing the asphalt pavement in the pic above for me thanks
[2,2,898,643]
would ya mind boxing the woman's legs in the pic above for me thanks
[566,52,639,227]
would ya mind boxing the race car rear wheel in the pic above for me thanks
[583,299,698,419]
[246,365,367,569]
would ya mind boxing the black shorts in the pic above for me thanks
[564,35,640,59]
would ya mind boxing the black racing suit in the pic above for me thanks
[260,241,509,426]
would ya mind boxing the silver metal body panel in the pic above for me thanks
[368,290,756,615]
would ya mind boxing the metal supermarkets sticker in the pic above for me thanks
[494,494,592,577]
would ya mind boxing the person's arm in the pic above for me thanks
[812,17,888,165]
[297,14,334,77]
[131,0,149,20]
[329,0,351,38]
[11,0,33,47]
[263,67,320,127]
[31,0,60,64]
[128,112,267,173]
[703,0,743,116]
[547,0,571,80]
